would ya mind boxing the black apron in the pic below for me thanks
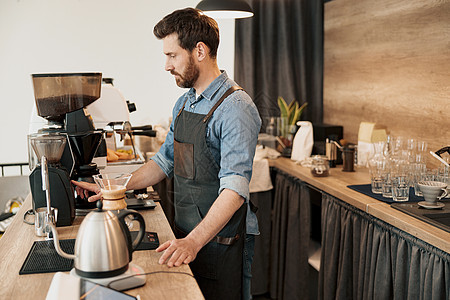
[173,86,246,300]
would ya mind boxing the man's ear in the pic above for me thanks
[195,42,208,62]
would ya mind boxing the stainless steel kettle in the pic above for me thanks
[50,201,145,278]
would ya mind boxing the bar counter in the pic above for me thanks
[256,157,450,299]
[0,195,204,300]
[270,157,449,253]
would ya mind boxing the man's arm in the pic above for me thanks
[127,159,167,190]
[72,159,167,202]
[156,188,244,267]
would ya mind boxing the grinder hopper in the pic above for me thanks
[31,73,102,123]
[30,133,67,164]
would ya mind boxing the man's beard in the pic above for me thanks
[172,55,200,88]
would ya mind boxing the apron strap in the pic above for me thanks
[176,97,190,118]
[202,86,243,123]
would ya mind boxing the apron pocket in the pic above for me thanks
[174,139,195,179]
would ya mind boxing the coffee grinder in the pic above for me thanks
[29,133,75,226]
[30,73,104,212]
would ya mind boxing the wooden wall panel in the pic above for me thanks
[323,0,450,166]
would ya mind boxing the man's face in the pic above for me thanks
[163,33,200,88]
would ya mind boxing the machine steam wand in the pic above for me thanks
[41,156,56,238]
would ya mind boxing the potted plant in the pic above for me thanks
[277,96,308,149]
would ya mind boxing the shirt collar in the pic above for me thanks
[191,70,228,101]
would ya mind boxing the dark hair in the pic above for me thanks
[153,8,220,59]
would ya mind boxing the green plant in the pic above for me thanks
[276,97,307,144]
[277,96,308,126]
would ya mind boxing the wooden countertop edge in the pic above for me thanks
[268,157,450,254]
[367,203,450,253]
[0,195,204,300]
[269,158,379,212]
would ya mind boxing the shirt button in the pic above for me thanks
[190,104,195,109]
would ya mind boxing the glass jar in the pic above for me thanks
[311,155,330,177]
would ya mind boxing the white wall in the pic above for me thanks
[0,0,235,168]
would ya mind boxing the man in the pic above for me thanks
[73,8,261,300]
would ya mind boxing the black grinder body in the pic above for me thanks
[29,165,75,226]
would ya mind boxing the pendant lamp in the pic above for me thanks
[196,0,254,19]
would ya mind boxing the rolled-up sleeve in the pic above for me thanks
[151,149,174,178]
[220,174,250,202]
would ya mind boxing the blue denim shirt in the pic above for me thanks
[151,71,261,235]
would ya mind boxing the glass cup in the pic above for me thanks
[414,152,427,164]
[438,164,449,179]
[381,171,393,198]
[438,174,449,186]
[390,136,407,157]
[392,175,410,201]
[422,169,438,181]
[409,163,426,196]
[416,140,428,153]
[370,169,383,194]
[437,168,449,198]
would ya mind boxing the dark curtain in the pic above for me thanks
[269,169,311,299]
[235,0,324,129]
[319,193,450,300]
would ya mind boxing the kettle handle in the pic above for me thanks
[117,210,146,253]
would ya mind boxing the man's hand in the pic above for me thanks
[155,237,202,267]
[71,180,102,202]
[155,189,244,268]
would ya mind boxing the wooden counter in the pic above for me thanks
[270,157,450,253]
[0,195,204,300]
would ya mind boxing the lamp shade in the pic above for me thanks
[196,0,254,19]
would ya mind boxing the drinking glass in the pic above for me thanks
[412,163,427,196]
[392,175,410,202]
[368,143,387,194]
[438,164,449,178]
[416,140,428,153]
[438,173,450,186]
[422,169,438,181]
[437,165,449,198]
[381,170,393,198]
[406,138,416,151]
[390,136,406,157]
[414,152,427,164]
[370,169,383,194]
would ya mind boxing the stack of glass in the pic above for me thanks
[368,136,439,202]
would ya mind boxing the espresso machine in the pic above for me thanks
[30,73,104,213]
